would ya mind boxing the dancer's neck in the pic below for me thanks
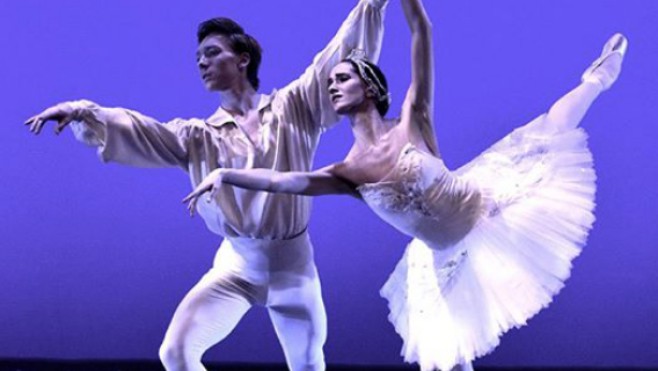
[217,82,258,117]
[349,108,389,149]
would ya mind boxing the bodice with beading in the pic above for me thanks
[357,143,484,251]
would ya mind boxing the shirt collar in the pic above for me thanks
[206,91,275,127]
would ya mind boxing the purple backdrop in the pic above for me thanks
[1,0,657,368]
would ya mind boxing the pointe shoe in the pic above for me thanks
[581,33,628,91]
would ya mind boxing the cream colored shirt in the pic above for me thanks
[70,0,387,239]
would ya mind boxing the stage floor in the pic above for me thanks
[0,360,656,371]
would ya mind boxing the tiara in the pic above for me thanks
[345,49,391,105]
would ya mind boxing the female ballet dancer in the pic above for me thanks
[183,0,627,369]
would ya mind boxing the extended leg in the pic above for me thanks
[546,82,602,131]
[547,33,627,131]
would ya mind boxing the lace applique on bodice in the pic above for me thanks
[358,144,432,216]
[358,143,484,251]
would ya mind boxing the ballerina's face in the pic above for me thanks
[327,62,370,115]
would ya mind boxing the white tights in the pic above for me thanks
[159,232,327,371]
[546,81,603,132]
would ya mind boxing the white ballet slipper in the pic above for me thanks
[581,33,628,90]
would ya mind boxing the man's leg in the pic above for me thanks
[267,266,327,371]
[159,271,257,371]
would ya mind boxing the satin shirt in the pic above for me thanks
[70,0,388,239]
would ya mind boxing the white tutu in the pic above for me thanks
[380,114,596,371]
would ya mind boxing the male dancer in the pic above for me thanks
[25,1,388,370]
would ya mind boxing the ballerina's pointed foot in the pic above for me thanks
[581,33,628,91]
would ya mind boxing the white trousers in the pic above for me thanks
[159,231,327,371]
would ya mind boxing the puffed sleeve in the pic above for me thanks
[68,99,192,169]
[278,0,388,133]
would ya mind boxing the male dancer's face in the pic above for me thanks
[196,34,245,92]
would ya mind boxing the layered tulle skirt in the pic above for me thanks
[380,114,596,371]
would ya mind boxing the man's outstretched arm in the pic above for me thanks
[25,99,191,169]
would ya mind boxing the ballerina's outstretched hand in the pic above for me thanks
[183,168,226,217]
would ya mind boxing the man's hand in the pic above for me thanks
[25,103,77,135]
[182,168,226,217]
